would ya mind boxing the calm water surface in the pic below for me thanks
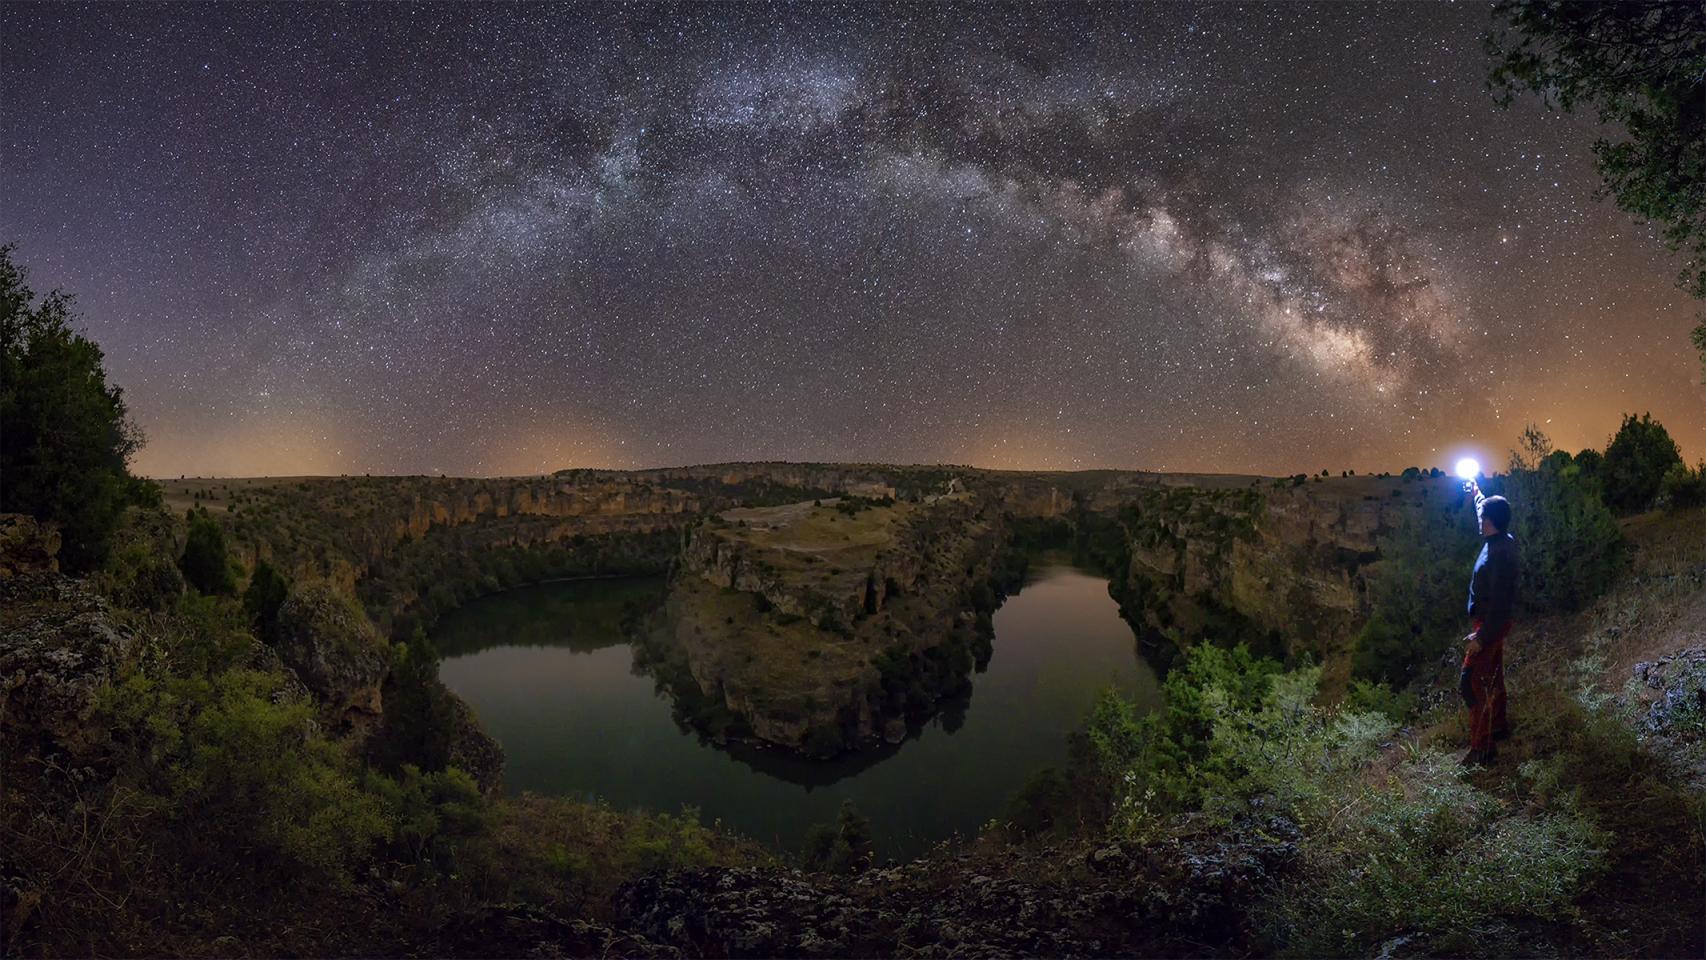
[436,563,1159,858]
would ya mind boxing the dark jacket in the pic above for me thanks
[1467,531,1519,630]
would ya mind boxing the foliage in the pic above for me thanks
[363,764,493,875]
[1503,425,1625,613]
[1087,645,1607,956]
[98,667,392,884]
[1268,751,1605,957]
[616,806,721,875]
[1658,460,1706,510]
[99,527,186,612]
[1351,490,1481,687]
[368,627,456,775]
[1087,644,1305,829]
[1344,679,1418,723]
[0,244,147,570]
[801,800,874,874]
[1487,1,1706,373]
[179,506,238,595]
[243,558,290,639]
[1600,412,1684,513]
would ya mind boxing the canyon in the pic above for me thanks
[153,463,1453,758]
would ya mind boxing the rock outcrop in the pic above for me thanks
[0,571,137,758]
[1109,478,1450,658]
[0,513,60,578]
[272,580,391,731]
[606,817,1299,958]
[660,493,1008,755]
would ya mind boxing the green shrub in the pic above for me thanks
[1504,425,1624,613]
[1268,752,1605,957]
[1351,496,1480,687]
[179,507,238,595]
[1601,412,1683,513]
[1658,461,1706,510]
[364,764,493,874]
[618,806,721,874]
[1086,645,1389,831]
[243,559,289,639]
[0,245,144,571]
[801,800,874,874]
[100,535,186,612]
[98,667,391,885]
[1344,679,1418,723]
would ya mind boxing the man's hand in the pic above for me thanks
[1464,632,1483,658]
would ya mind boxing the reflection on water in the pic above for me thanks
[435,565,1160,859]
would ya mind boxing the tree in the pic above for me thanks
[1487,2,1706,375]
[180,507,237,595]
[801,799,874,875]
[243,559,290,640]
[0,244,145,570]
[1504,426,1624,611]
[1659,461,1706,510]
[1601,412,1683,513]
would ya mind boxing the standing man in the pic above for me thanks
[1460,480,1518,765]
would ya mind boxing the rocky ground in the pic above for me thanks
[447,821,1300,959]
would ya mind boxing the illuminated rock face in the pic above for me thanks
[1110,478,1451,660]
[666,492,1006,756]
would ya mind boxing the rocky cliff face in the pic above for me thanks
[0,571,139,759]
[1110,478,1448,658]
[272,580,393,733]
[661,494,1008,755]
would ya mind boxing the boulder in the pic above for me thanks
[272,580,390,730]
[0,572,137,757]
[0,514,60,578]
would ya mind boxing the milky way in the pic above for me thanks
[3,2,1701,477]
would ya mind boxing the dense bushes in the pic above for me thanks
[1353,426,1624,688]
[1502,425,1624,614]
[180,506,239,595]
[0,244,151,571]
[1601,412,1683,513]
[1351,492,1483,686]
[1082,644,1608,956]
[1269,753,1605,956]
[99,667,393,883]
[1659,460,1706,509]
[800,800,875,874]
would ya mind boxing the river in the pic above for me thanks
[435,561,1160,859]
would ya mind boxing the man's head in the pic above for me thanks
[1479,495,1512,536]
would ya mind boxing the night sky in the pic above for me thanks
[3,2,1701,478]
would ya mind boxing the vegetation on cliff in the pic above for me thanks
[0,245,153,572]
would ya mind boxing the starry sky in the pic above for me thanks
[3,2,1701,477]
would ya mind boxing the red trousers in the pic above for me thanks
[1462,620,1511,753]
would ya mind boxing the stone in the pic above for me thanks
[271,580,391,729]
[0,514,59,578]
[0,572,136,757]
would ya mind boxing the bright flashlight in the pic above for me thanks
[1454,457,1481,481]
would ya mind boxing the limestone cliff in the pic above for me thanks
[659,493,1008,755]
[1109,477,1453,658]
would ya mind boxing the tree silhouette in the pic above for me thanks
[0,244,147,570]
[1487,1,1706,375]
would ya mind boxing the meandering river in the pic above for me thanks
[435,562,1160,859]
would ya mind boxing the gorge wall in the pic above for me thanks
[655,492,1012,756]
